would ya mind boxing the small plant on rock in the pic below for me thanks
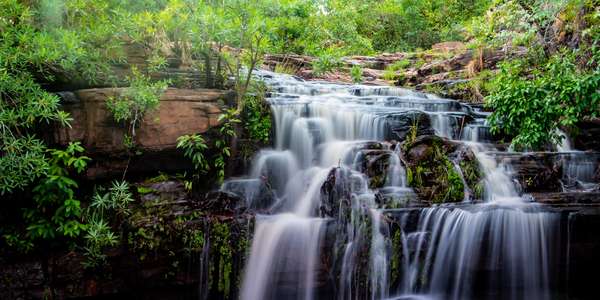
[106,67,168,140]
[350,65,363,83]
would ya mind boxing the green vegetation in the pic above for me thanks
[312,53,344,76]
[82,181,133,268]
[0,3,599,295]
[243,83,272,144]
[487,52,600,149]
[350,65,363,83]
[4,142,90,252]
[212,221,233,298]
[468,0,600,149]
[460,157,484,199]
[176,108,238,188]
[404,137,465,203]
[263,0,493,55]
[389,226,403,286]
[0,0,108,195]
[177,134,210,174]
[106,68,168,141]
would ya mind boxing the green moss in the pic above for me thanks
[442,160,465,203]
[405,140,466,203]
[182,229,204,254]
[144,173,170,184]
[473,181,484,199]
[370,174,384,189]
[459,157,484,200]
[211,221,232,298]
[390,229,403,284]
[137,186,156,194]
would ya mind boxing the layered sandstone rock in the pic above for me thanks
[54,88,234,178]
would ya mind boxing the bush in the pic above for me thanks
[312,54,343,76]
[106,68,168,139]
[350,65,363,83]
[11,142,91,252]
[487,51,600,149]
[82,181,133,268]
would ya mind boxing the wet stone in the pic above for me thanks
[383,111,435,141]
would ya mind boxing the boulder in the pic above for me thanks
[383,111,435,141]
[220,178,276,212]
[320,167,353,219]
[355,149,393,189]
[201,191,247,215]
[402,135,468,203]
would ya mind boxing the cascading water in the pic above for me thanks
[229,70,568,300]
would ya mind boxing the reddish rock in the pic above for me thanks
[432,41,466,52]
[54,88,234,178]
[55,88,230,153]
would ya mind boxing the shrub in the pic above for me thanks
[106,68,168,139]
[350,65,363,83]
[487,52,600,149]
[82,181,133,268]
[312,54,343,76]
[18,142,90,251]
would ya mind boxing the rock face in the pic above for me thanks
[384,111,434,141]
[320,167,352,219]
[402,135,482,203]
[54,88,234,178]
[573,119,600,151]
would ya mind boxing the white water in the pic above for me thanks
[230,70,565,300]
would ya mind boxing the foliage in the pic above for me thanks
[312,53,343,76]
[82,180,133,268]
[176,108,237,186]
[466,1,538,50]
[443,159,465,203]
[182,229,204,255]
[0,136,49,195]
[82,218,118,268]
[243,83,271,144]
[16,142,90,252]
[465,0,600,149]
[361,0,493,52]
[106,68,168,139]
[350,65,363,83]
[215,109,240,183]
[0,0,100,195]
[390,59,412,71]
[273,63,298,75]
[211,221,233,298]
[177,134,210,173]
[487,51,600,149]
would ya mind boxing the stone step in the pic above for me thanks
[530,192,600,205]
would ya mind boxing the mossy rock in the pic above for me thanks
[355,149,393,189]
[402,135,466,203]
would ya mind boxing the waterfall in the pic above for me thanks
[556,129,572,152]
[233,70,561,300]
[370,209,390,300]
